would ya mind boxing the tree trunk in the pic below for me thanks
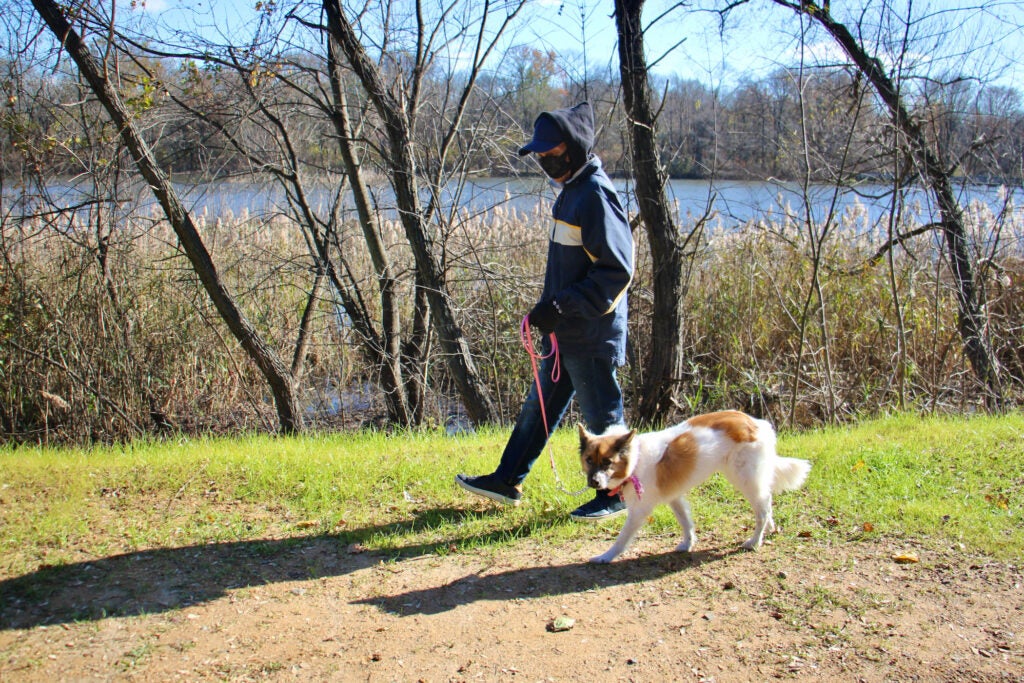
[614,0,690,424]
[323,0,497,424]
[32,0,303,432]
[771,0,1003,407]
[326,41,412,425]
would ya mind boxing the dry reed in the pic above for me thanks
[2,191,1021,443]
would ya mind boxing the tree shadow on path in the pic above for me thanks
[0,507,539,630]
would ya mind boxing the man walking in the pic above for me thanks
[456,102,634,521]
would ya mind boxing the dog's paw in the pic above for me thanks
[674,539,696,553]
[589,553,616,564]
[741,538,762,551]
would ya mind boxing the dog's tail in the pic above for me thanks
[772,457,811,493]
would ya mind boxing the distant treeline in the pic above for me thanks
[4,51,1022,185]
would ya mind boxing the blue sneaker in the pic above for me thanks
[455,473,522,506]
[570,495,627,522]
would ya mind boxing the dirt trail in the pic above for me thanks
[2,534,1022,681]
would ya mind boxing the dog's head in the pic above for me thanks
[578,424,637,491]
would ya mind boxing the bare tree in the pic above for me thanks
[321,0,527,425]
[614,0,696,424]
[767,0,1004,407]
[30,0,305,432]
[324,51,415,425]
[101,5,423,427]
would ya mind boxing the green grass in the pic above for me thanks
[783,412,1024,556]
[1,413,1022,580]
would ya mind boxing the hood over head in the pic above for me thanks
[518,102,595,173]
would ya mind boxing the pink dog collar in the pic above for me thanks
[610,474,643,501]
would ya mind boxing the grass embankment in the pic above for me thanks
[1,413,1021,583]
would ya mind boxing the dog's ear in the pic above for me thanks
[614,429,637,453]
[577,423,591,450]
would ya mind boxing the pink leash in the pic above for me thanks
[520,316,587,496]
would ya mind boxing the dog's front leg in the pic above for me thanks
[668,497,697,552]
[589,501,652,564]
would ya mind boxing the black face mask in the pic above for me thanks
[537,151,573,180]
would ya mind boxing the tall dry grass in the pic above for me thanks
[2,190,1021,443]
[626,191,1024,426]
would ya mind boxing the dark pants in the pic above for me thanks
[494,353,624,503]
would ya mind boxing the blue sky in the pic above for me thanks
[522,0,1024,88]
[128,0,1023,90]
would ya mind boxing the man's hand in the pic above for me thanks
[528,300,560,334]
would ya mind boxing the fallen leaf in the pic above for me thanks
[892,552,919,564]
[863,522,875,532]
[295,519,320,529]
[985,494,1009,510]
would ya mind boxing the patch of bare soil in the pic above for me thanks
[1,531,1022,682]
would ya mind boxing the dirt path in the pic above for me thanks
[2,533,1021,682]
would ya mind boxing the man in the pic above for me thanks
[455,102,634,521]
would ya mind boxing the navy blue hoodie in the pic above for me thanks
[536,103,633,364]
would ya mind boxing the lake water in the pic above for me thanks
[10,176,1019,232]
[166,177,1021,231]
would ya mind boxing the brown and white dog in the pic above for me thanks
[579,410,810,563]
